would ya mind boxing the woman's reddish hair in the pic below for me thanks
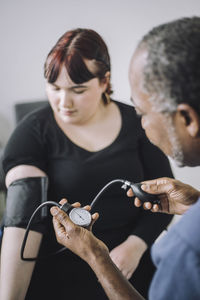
[44,28,112,100]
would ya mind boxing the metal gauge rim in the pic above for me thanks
[69,207,92,227]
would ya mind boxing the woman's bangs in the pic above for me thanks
[66,51,95,84]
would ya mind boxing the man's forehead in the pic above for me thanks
[130,48,148,75]
[129,50,148,98]
[129,49,155,113]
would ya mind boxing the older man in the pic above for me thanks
[50,17,200,300]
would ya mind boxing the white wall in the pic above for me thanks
[1,0,200,188]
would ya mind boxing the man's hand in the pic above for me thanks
[50,199,144,300]
[127,177,200,215]
[50,199,109,264]
[110,235,147,279]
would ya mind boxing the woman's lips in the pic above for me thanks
[59,108,76,116]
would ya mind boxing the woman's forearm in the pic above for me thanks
[0,227,42,300]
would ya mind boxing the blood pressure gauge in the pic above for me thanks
[69,207,92,227]
[60,202,92,227]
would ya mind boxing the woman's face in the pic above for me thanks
[46,64,107,125]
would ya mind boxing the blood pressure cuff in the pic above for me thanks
[4,176,48,233]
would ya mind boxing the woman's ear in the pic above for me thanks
[101,71,110,89]
[104,71,110,80]
[177,103,200,137]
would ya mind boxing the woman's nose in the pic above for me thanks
[60,91,73,108]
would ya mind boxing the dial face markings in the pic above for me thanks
[69,208,92,227]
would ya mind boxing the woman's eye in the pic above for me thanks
[73,89,86,94]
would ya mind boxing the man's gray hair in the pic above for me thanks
[137,17,200,114]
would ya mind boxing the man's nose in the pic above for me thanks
[141,116,145,129]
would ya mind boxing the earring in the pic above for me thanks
[103,92,111,104]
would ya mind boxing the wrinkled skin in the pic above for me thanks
[127,177,200,215]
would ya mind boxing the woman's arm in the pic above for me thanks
[0,165,46,300]
[110,235,147,279]
[0,227,42,300]
[109,121,172,278]
[131,132,174,246]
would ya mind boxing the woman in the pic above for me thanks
[0,28,173,300]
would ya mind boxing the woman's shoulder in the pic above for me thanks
[19,103,52,126]
[112,99,138,118]
[12,103,55,138]
[4,104,54,152]
[3,105,53,174]
[112,99,141,128]
[112,99,134,110]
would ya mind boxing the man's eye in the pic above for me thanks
[135,109,142,116]
[51,86,60,91]
[136,111,146,120]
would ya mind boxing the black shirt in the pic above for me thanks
[3,100,173,299]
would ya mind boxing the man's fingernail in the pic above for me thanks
[144,203,150,209]
[51,207,59,216]
[141,184,147,190]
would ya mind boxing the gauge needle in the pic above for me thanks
[76,212,84,220]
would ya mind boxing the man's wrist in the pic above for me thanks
[78,233,109,267]
[87,243,110,269]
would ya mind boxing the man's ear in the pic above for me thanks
[177,103,200,137]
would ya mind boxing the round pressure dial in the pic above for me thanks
[69,207,92,227]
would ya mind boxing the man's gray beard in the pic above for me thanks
[165,116,185,167]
